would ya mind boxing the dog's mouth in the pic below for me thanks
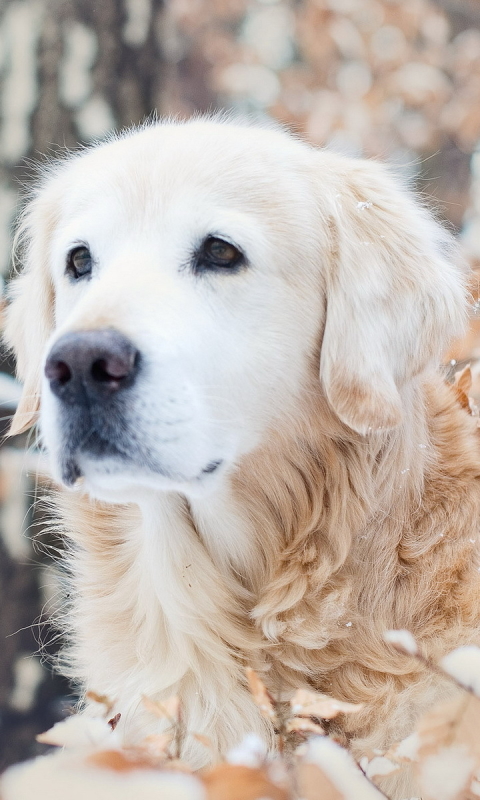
[58,424,223,488]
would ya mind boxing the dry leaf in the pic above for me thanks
[85,750,143,773]
[297,762,344,800]
[108,713,121,731]
[285,717,325,736]
[160,758,193,773]
[414,693,480,800]
[385,731,421,764]
[301,737,388,799]
[454,365,473,411]
[364,755,399,780]
[203,764,288,800]
[245,667,278,725]
[416,695,480,759]
[290,689,363,719]
[141,694,180,722]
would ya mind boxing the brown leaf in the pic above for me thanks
[86,733,175,772]
[108,713,121,731]
[161,758,193,773]
[290,689,363,720]
[414,694,480,799]
[296,762,344,800]
[285,717,325,736]
[203,764,288,800]
[85,749,144,773]
[364,755,400,780]
[385,731,421,764]
[453,365,475,413]
[245,668,278,725]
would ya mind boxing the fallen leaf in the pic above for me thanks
[285,717,325,736]
[453,364,473,412]
[203,764,288,800]
[297,762,344,800]
[107,713,121,731]
[290,689,363,719]
[414,693,480,800]
[85,750,143,773]
[385,731,421,764]
[364,755,399,780]
[245,668,278,725]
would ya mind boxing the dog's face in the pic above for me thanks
[5,120,466,502]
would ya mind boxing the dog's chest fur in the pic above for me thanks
[57,374,480,769]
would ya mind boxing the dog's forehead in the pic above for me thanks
[54,121,312,220]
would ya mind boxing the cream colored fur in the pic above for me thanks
[5,118,480,798]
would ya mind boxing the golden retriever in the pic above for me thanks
[5,118,480,797]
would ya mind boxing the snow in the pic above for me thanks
[1,752,206,800]
[227,734,268,768]
[36,715,118,750]
[419,745,475,800]
[304,737,387,799]
[440,646,480,695]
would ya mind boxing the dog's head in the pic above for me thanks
[5,119,466,501]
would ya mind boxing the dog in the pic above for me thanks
[5,117,480,796]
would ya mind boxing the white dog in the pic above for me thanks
[6,118,480,798]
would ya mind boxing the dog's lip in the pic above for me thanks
[201,459,223,475]
[60,446,225,488]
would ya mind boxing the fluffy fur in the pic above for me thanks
[5,118,480,797]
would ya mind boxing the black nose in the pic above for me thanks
[45,329,140,405]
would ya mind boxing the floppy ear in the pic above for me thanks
[4,193,56,436]
[317,155,467,435]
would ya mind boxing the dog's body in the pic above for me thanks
[5,119,480,795]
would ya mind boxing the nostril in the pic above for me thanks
[91,358,121,383]
[45,359,72,386]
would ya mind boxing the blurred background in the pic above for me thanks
[1,0,480,770]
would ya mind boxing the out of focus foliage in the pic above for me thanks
[159,0,480,234]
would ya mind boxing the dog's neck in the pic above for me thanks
[186,382,429,644]
[117,378,427,664]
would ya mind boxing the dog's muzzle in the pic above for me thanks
[44,329,142,485]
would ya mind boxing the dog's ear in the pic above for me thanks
[4,192,56,436]
[317,156,466,435]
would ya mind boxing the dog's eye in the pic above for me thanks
[66,246,93,280]
[195,237,244,273]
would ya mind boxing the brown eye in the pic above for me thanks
[66,246,93,280]
[205,239,238,263]
[195,236,244,273]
